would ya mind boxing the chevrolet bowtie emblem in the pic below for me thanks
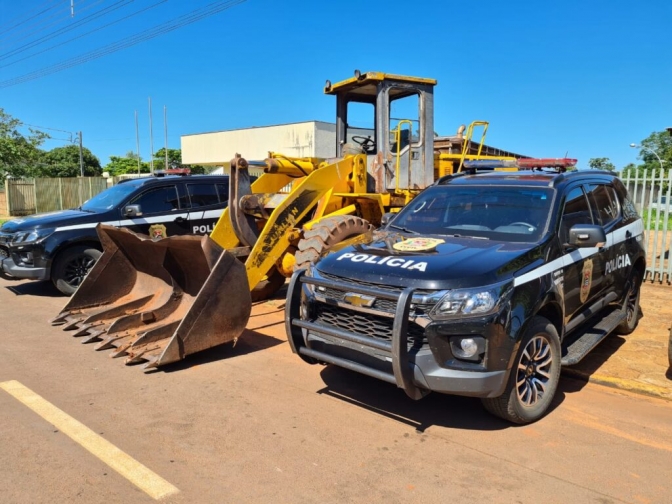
[343,292,375,308]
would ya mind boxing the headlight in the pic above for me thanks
[11,227,55,244]
[429,281,512,320]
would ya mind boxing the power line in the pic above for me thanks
[0,0,67,35]
[0,0,128,61]
[0,0,247,88]
[0,0,78,47]
[21,122,73,134]
[0,0,168,69]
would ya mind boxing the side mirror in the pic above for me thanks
[124,204,143,217]
[381,212,395,226]
[567,224,606,248]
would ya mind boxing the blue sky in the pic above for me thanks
[1,0,670,169]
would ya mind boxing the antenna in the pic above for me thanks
[164,105,168,170]
[148,97,154,174]
[135,110,141,174]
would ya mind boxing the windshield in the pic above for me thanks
[80,183,141,212]
[389,185,554,242]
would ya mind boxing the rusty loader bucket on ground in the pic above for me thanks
[51,225,251,370]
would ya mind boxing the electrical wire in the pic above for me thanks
[0,1,80,48]
[21,122,73,134]
[0,0,247,88]
[0,1,105,52]
[0,0,168,69]
[0,0,67,35]
[0,0,128,61]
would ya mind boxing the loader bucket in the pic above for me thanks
[50,225,251,370]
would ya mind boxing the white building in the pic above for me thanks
[181,120,371,171]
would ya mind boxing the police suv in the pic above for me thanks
[0,174,230,295]
[286,167,645,424]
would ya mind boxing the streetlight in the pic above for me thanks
[630,142,665,171]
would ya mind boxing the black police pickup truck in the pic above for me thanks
[0,175,230,295]
[286,169,645,424]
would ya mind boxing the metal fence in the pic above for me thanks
[619,169,671,284]
[6,177,108,216]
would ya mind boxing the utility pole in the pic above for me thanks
[78,130,84,206]
[164,105,168,170]
[148,97,154,174]
[78,131,84,177]
[71,0,75,17]
[135,110,141,174]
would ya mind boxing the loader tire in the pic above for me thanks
[294,216,373,272]
[251,267,286,302]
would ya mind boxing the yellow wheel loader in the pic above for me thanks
[50,71,522,370]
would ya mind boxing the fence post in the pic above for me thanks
[58,178,63,210]
[6,180,10,216]
[33,179,38,214]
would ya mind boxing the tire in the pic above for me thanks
[482,316,561,424]
[294,215,373,271]
[251,266,286,302]
[614,272,642,335]
[52,245,102,295]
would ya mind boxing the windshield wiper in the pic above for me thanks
[450,234,489,240]
[388,224,419,234]
[77,206,96,213]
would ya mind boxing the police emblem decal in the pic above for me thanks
[148,224,167,240]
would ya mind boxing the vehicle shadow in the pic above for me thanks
[159,329,286,373]
[315,364,567,432]
[3,280,65,298]
[560,334,627,392]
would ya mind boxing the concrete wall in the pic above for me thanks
[182,121,321,165]
[182,121,376,165]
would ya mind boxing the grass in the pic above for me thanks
[641,209,672,231]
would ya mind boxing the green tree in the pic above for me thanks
[634,130,672,172]
[588,157,616,171]
[152,147,209,174]
[105,154,150,176]
[40,144,102,177]
[0,108,49,181]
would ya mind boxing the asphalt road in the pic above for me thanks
[1,277,671,504]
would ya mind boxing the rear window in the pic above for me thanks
[187,183,220,207]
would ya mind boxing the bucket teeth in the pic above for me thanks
[142,356,160,371]
[94,335,125,351]
[50,311,81,326]
[110,343,131,359]
[62,317,86,331]
[81,329,107,344]
[125,349,154,365]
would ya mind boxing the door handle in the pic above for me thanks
[626,230,632,239]
[174,216,186,223]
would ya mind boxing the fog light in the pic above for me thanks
[19,251,34,265]
[450,336,486,361]
[460,338,478,357]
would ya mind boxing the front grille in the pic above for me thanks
[314,303,427,349]
[317,271,436,315]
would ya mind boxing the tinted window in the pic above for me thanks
[216,183,228,202]
[389,185,553,242]
[187,183,219,207]
[560,187,593,242]
[130,186,180,214]
[587,184,619,226]
[81,183,140,212]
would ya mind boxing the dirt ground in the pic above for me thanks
[1,278,672,503]
[568,282,672,398]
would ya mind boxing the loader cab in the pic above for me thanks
[324,71,437,193]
